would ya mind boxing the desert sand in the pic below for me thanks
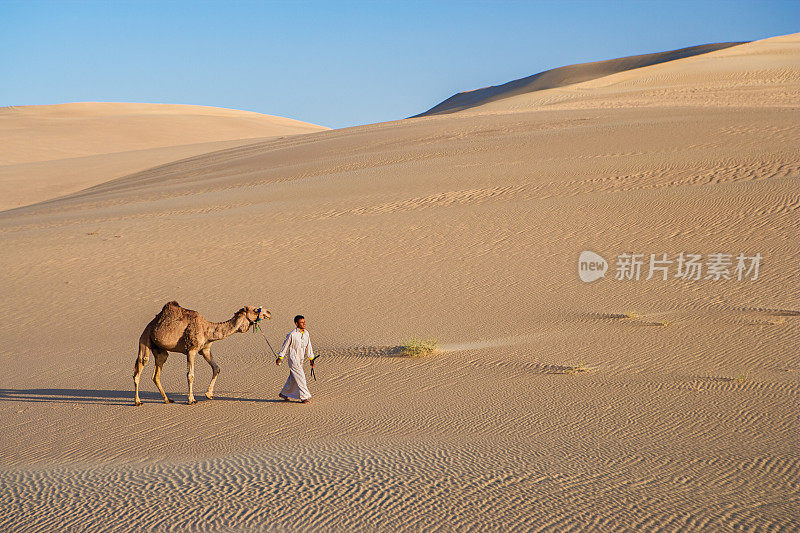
[0,33,798,531]
[0,102,328,211]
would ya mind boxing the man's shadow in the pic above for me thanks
[0,388,283,406]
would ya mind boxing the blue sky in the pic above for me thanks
[1,1,796,128]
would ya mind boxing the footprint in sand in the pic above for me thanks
[729,307,800,326]
[586,307,800,327]
[585,312,671,327]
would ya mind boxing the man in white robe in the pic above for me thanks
[275,315,315,403]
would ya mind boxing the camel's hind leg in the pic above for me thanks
[133,335,152,406]
[201,347,220,400]
[152,349,173,404]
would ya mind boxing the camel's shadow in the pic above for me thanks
[0,388,282,406]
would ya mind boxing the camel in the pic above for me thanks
[133,301,271,406]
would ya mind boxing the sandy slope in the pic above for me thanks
[414,41,745,116]
[0,34,798,531]
[0,102,328,210]
[454,32,800,114]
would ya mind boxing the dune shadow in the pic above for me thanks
[384,346,409,357]
[412,41,746,117]
[532,364,592,375]
[332,345,411,358]
[0,388,284,406]
[694,376,737,383]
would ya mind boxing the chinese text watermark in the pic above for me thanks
[578,251,761,283]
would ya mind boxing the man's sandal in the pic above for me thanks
[279,394,289,401]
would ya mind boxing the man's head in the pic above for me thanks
[294,315,306,330]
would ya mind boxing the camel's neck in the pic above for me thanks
[208,315,247,341]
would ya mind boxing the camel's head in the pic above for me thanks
[238,306,272,332]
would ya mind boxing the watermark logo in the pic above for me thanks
[578,251,761,283]
[578,251,608,282]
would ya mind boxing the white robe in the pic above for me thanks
[278,327,314,400]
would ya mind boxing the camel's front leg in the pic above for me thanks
[186,350,198,404]
[201,347,220,400]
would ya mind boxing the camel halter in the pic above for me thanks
[252,308,279,359]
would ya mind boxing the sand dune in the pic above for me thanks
[414,41,746,116]
[0,102,328,210]
[0,33,798,531]
[448,32,800,114]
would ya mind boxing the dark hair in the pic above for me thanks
[294,315,305,324]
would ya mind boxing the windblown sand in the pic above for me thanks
[1,34,798,531]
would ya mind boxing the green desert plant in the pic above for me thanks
[734,369,752,383]
[399,338,439,357]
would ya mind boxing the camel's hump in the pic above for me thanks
[156,300,184,318]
